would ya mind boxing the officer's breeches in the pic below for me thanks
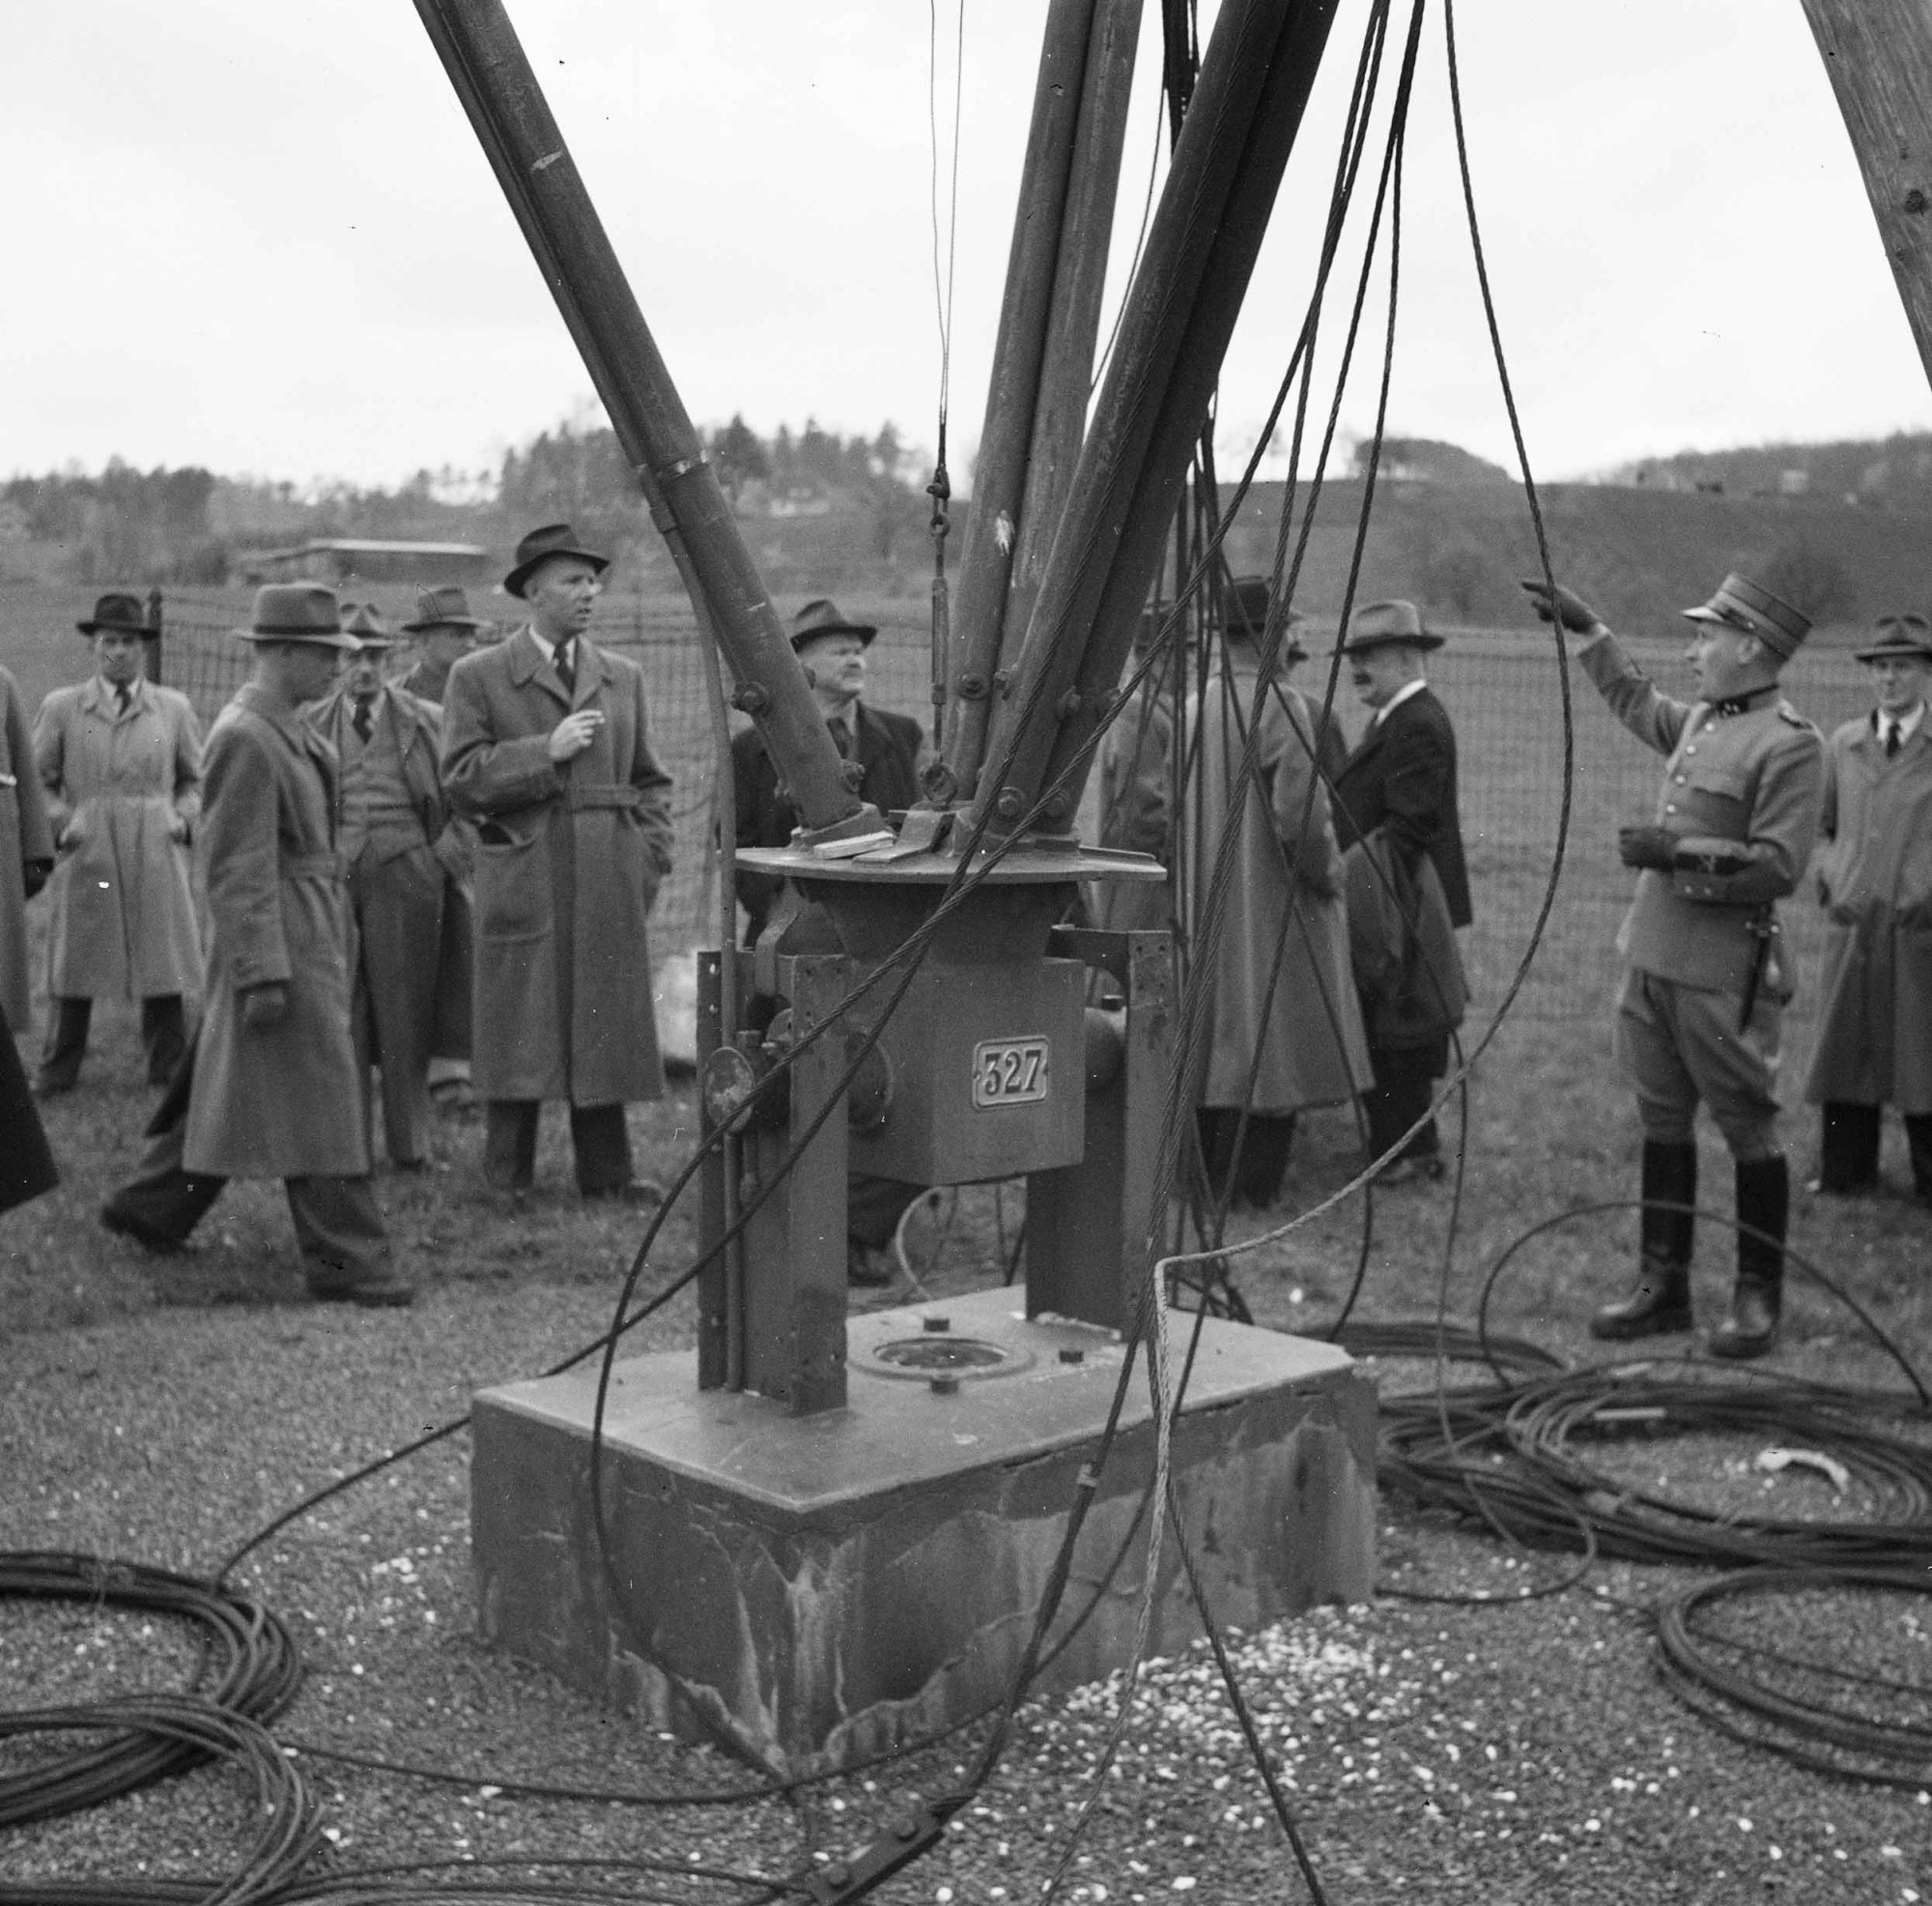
[1613,967,1782,1159]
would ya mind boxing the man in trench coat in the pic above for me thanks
[307,603,465,1169]
[1329,600,1471,1185]
[32,592,204,1094]
[1802,612,1932,1208]
[100,584,411,1306]
[441,524,674,1202]
[1186,578,1371,1209]
[1,664,55,1041]
[1525,572,1825,1360]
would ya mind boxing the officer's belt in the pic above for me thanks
[566,783,645,812]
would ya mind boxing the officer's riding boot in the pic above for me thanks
[1710,1154,1788,1361]
[1590,1140,1696,1340]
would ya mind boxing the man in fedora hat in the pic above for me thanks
[1330,600,1471,1185]
[731,597,923,948]
[441,524,675,1203]
[1186,576,1372,1209]
[100,584,412,1306]
[0,662,54,1045]
[397,583,488,704]
[731,595,924,1282]
[1524,572,1826,1358]
[30,592,204,1095]
[306,603,464,1170]
[1802,611,1932,1209]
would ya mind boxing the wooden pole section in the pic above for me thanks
[412,0,868,840]
[1799,0,1932,392]
[937,0,1102,804]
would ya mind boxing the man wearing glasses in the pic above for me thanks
[1523,572,1825,1360]
[1803,612,1932,1210]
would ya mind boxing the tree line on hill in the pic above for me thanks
[0,414,929,588]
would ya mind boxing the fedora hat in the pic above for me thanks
[1853,611,1932,665]
[341,601,394,648]
[1336,599,1443,655]
[503,523,611,600]
[1226,575,1310,661]
[402,583,486,634]
[238,583,358,649]
[790,598,877,651]
[76,591,149,639]
[1682,572,1809,659]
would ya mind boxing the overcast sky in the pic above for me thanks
[6,0,1928,492]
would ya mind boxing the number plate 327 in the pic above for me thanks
[972,1037,1051,1109]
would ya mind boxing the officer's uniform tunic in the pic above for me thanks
[1577,630,1825,1158]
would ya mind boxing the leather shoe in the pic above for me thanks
[1374,1154,1445,1187]
[582,1178,667,1208]
[1803,1175,1877,1199]
[312,1275,416,1309]
[1708,1285,1778,1360]
[99,1201,191,1255]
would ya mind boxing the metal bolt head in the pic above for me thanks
[929,1374,960,1396]
[994,787,1026,820]
[1058,1347,1085,1365]
[922,1314,951,1333]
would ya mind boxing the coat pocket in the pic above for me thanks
[473,822,550,942]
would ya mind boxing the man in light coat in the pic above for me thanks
[1,664,55,1041]
[32,592,204,1095]
[100,584,410,1306]
[1525,573,1825,1360]
[1802,612,1932,1208]
[1186,577,1371,1209]
[441,524,675,1202]
[307,603,464,1169]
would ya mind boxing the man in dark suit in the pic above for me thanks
[1330,599,1471,1182]
[730,598,923,1283]
[731,599,923,945]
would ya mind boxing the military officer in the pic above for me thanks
[1524,572,1826,1359]
[32,592,204,1094]
[307,603,463,1169]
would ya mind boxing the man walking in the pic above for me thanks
[1803,611,1932,1208]
[32,592,204,1094]
[1524,573,1825,1358]
[100,584,410,1307]
[1330,601,1471,1183]
[441,524,675,1203]
[731,597,923,1281]
[307,603,463,1169]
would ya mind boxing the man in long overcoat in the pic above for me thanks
[441,524,675,1202]
[1802,612,1932,1207]
[100,584,410,1306]
[730,597,923,1280]
[1,664,55,1040]
[397,584,486,1101]
[1330,601,1471,1184]
[32,592,203,1094]
[1185,580,1371,1209]
[307,603,464,1169]
[1525,573,1825,1359]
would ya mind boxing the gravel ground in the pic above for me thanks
[3,1268,1930,1906]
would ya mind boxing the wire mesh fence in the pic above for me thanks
[153,587,1878,1037]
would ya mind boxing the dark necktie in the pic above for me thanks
[1886,719,1902,759]
[828,716,854,759]
[353,696,375,744]
[115,683,131,716]
[553,640,575,697]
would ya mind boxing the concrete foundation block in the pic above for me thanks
[471,1288,1376,1776]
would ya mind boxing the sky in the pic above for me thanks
[5,0,1929,492]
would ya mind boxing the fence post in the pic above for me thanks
[145,587,164,686]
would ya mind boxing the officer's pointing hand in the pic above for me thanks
[1520,579,1605,634]
[1617,824,1678,872]
[548,709,604,763]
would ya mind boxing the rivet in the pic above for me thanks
[929,1374,959,1396]
[923,1315,952,1333]
[1059,1347,1085,1365]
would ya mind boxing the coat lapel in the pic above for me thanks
[508,627,573,709]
